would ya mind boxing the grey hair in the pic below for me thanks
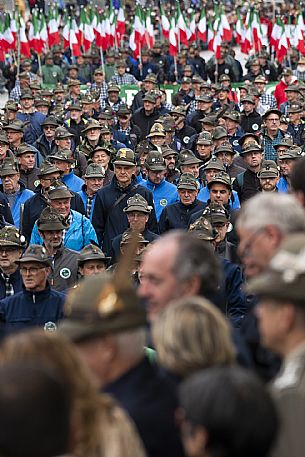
[160,230,221,296]
[114,327,147,359]
[236,193,305,234]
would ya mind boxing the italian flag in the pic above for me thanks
[19,16,30,58]
[219,9,232,41]
[296,13,305,54]
[48,8,60,47]
[177,3,188,45]
[28,11,41,54]
[251,10,262,53]
[235,10,244,44]
[207,19,214,51]
[270,16,281,50]
[188,13,196,42]
[197,10,207,42]
[83,8,95,51]
[134,6,145,46]
[116,6,125,40]
[129,23,140,58]
[145,9,154,48]
[169,16,178,56]
[160,6,170,39]
[276,24,288,63]
[63,18,81,56]
[39,12,48,51]
[1,14,15,52]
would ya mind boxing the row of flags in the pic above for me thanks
[0,6,305,63]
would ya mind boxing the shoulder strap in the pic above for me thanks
[110,184,140,213]
[236,172,245,190]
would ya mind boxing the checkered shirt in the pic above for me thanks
[86,195,94,219]
[87,82,108,100]
[260,92,277,109]
[293,69,305,81]
[100,98,125,112]
[1,273,14,297]
[262,129,283,161]
[111,73,138,85]
[9,83,22,102]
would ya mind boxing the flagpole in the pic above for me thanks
[38,54,43,85]
[100,48,105,76]
[139,42,143,78]
[174,56,178,83]
[17,16,20,80]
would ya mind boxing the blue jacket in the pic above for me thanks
[198,186,241,210]
[16,111,46,144]
[1,182,34,228]
[77,185,97,221]
[0,284,65,335]
[159,199,205,233]
[277,176,289,193]
[110,228,159,264]
[92,176,158,255]
[62,171,84,193]
[142,178,178,221]
[30,209,98,252]
[21,185,85,243]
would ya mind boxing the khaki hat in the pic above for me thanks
[3,121,24,133]
[285,84,301,93]
[181,77,192,84]
[162,146,178,158]
[238,133,260,148]
[49,149,74,164]
[41,116,59,128]
[278,146,303,160]
[179,149,202,166]
[78,243,110,266]
[197,95,213,103]
[90,145,113,158]
[147,123,165,138]
[254,75,267,84]
[68,101,82,111]
[222,111,241,123]
[212,126,228,140]
[143,93,156,103]
[240,142,263,156]
[0,226,26,248]
[108,83,120,93]
[20,90,34,100]
[288,103,303,114]
[202,202,229,225]
[47,180,74,200]
[214,143,235,156]
[67,79,81,87]
[143,74,157,83]
[219,74,231,82]
[177,173,198,191]
[257,160,279,179]
[113,148,136,166]
[204,157,226,172]
[54,127,74,140]
[0,131,9,145]
[4,101,18,112]
[15,143,37,157]
[189,216,218,241]
[123,194,151,214]
[59,269,147,342]
[82,119,103,133]
[0,158,18,177]
[37,161,62,178]
[120,230,149,246]
[170,106,187,117]
[207,171,232,190]
[241,96,256,105]
[84,163,105,179]
[282,68,293,76]
[16,245,51,266]
[263,109,282,120]
[117,104,131,116]
[145,151,166,171]
[274,136,294,149]
[197,132,213,146]
[199,115,218,127]
[81,95,94,104]
[94,67,104,75]
[37,207,69,231]
[35,98,50,108]
[18,72,30,80]
[246,233,305,301]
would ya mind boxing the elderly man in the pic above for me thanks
[78,244,110,278]
[36,207,79,292]
[233,142,263,203]
[0,245,65,334]
[49,149,84,193]
[78,163,105,221]
[59,270,185,457]
[16,90,45,144]
[34,116,58,160]
[16,143,40,191]
[30,181,98,252]
[92,148,157,256]
[247,234,305,457]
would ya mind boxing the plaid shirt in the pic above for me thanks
[293,69,305,81]
[10,83,22,102]
[188,98,199,114]
[86,195,94,219]
[111,73,138,85]
[87,82,108,100]
[100,97,125,112]
[260,92,277,109]
[118,125,131,135]
[262,129,284,161]
[0,273,14,297]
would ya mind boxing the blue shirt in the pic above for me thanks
[198,186,241,210]
[62,171,84,193]
[277,176,289,193]
[142,178,179,221]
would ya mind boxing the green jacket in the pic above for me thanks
[41,64,64,85]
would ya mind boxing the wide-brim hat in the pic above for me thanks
[257,170,279,179]
[263,109,282,120]
[37,218,69,231]
[16,245,51,267]
[47,186,74,200]
[123,203,151,214]
[82,121,102,133]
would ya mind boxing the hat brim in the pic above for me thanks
[78,254,111,264]
[16,257,51,266]
[258,172,279,179]
[177,184,198,191]
[0,240,23,248]
[48,190,74,199]
[146,164,166,171]
[113,160,136,167]
[37,221,69,231]
[123,206,151,214]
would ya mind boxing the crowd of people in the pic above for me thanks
[0,33,305,457]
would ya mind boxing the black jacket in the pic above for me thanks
[110,228,158,264]
[103,357,185,457]
[49,245,79,292]
[233,168,261,203]
[0,192,13,226]
[22,185,85,242]
[34,134,57,160]
[92,176,158,255]
[132,108,160,140]
[0,269,22,300]
[19,167,40,191]
[175,124,197,148]
[159,199,205,233]
[240,110,262,134]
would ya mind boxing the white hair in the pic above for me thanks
[237,193,305,233]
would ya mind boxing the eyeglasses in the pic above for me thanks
[266,118,280,123]
[20,266,45,275]
[43,126,56,131]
